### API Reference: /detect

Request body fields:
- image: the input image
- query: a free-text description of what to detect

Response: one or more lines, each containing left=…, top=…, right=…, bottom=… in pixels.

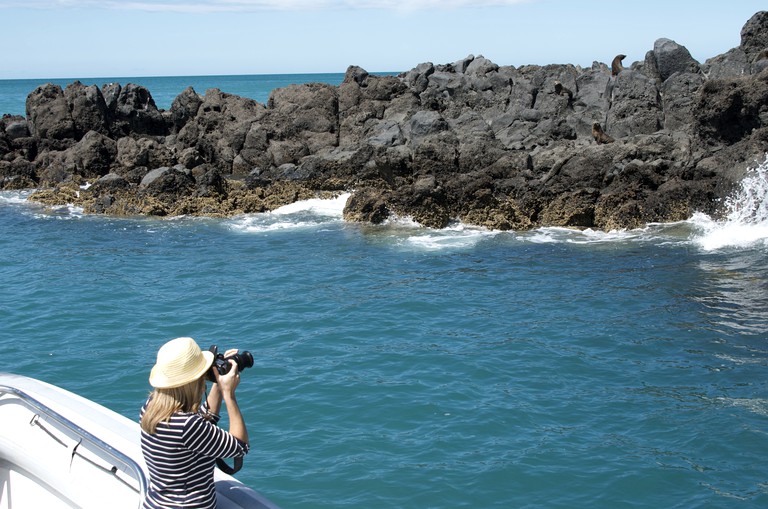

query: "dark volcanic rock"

left=68, top=130, right=118, bottom=179
left=112, top=84, right=167, bottom=136
left=26, top=84, right=76, bottom=140
left=64, top=81, right=111, bottom=138
left=740, top=11, right=768, bottom=58
left=6, top=11, right=768, bottom=231
left=4, top=116, right=30, bottom=141
left=605, top=69, right=662, bottom=138
left=649, top=38, right=701, bottom=82
left=174, top=88, right=266, bottom=175
left=169, top=86, right=203, bottom=133
left=694, top=69, right=768, bottom=145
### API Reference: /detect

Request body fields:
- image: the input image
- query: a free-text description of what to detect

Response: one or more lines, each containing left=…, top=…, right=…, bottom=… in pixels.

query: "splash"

left=0, top=190, right=33, bottom=205
left=227, top=193, right=349, bottom=233
left=0, top=190, right=85, bottom=219
left=691, top=154, right=768, bottom=251
left=723, top=156, right=768, bottom=225
left=271, top=193, right=349, bottom=217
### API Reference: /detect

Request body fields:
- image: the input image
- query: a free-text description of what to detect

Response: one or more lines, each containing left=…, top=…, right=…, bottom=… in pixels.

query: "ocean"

left=1, top=75, right=767, bottom=508
left=0, top=72, right=395, bottom=116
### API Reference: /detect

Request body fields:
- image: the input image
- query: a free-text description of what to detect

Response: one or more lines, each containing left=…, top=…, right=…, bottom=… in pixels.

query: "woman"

left=140, top=337, right=249, bottom=508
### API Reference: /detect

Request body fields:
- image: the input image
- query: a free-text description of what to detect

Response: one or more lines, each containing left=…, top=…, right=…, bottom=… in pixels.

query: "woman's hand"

left=221, top=348, right=239, bottom=359
left=210, top=349, right=238, bottom=385
left=214, top=358, right=241, bottom=396
left=206, top=349, right=241, bottom=415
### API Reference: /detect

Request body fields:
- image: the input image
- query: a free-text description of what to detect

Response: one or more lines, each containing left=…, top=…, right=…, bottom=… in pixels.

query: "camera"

left=208, top=345, right=254, bottom=379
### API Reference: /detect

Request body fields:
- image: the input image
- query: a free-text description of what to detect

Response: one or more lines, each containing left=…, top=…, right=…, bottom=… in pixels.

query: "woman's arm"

left=206, top=381, right=222, bottom=416
left=205, top=348, right=237, bottom=417
left=214, top=358, right=250, bottom=446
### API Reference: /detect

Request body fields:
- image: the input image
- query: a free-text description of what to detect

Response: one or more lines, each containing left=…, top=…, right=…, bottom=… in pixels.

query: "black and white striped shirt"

left=140, top=400, right=249, bottom=508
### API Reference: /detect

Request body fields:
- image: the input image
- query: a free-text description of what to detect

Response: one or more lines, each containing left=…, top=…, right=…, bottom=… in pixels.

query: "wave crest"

left=690, top=154, right=768, bottom=251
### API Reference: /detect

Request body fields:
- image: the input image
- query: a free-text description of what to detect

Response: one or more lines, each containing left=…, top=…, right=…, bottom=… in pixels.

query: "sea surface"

left=0, top=72, right=397, bottom=116
left=1, top=75, right=768, bottom=509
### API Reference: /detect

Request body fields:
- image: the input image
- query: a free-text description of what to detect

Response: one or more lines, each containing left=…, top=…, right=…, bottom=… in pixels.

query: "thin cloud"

left=0, top=0, right=533, bottom=12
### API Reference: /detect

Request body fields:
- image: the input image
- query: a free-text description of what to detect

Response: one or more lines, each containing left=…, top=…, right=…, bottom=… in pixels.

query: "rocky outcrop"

left=3, top=11, right=768, bottom=230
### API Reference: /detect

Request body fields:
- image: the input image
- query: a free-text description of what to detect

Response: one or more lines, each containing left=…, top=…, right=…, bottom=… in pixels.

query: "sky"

left=0, top=0, right=765, bottom=79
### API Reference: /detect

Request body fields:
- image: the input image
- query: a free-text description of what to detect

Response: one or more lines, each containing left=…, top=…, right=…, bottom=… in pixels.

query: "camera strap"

left=216, top=457, right=243, bottom=475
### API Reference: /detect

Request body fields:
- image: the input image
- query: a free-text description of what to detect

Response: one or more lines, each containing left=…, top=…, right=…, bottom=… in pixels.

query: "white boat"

left=0, top=373, right=281, bottom=509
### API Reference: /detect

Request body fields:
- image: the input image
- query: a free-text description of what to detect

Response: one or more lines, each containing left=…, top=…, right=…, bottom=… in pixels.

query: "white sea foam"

left=690, top=155, right=768, bottom=251
left=714, top=397, right=768, bottom=417
left=524, top=226, right=654, bottom=245
left=271, top=193, right=349, bottom=217
left=0, top=190, right=85, bottom=219
left=32, top=203, right=85, bottom=219
left=0, top=190, right=33, bottom=204
left=227, top=193, right=349, bottom=233
left=404, top=222, right=498, bottom=251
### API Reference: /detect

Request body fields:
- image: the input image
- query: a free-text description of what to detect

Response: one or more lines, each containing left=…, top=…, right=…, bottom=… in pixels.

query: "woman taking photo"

left=140, top=337, right=249, bottom=508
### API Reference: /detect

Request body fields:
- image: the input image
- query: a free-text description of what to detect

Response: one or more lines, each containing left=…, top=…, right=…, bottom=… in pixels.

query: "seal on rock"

left=554, top=81, right=573, bottom=100
left=592, top=122, right=615, bottom=144
left=611, top=54, right=626, bottom=76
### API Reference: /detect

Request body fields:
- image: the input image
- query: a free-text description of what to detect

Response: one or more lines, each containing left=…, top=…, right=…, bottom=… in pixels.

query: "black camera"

left=208, top=345, right=254, bottom=379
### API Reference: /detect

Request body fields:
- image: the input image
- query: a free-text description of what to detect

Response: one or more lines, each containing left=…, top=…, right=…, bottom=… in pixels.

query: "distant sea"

left=1, top=74, right=768, bottom=509
left=0, top=72, right=396, bottom=116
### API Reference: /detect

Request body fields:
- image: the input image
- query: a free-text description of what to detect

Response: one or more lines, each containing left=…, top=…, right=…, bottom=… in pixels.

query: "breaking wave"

left=4, top=153, right=768, bottom=252
left=226, top=193, right=350, bottom=233
left=690, top=154, right=768, bottom=251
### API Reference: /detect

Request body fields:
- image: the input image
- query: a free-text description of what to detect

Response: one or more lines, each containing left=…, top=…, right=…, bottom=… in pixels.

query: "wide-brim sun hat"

left=149, top=337, right=214, bottom=389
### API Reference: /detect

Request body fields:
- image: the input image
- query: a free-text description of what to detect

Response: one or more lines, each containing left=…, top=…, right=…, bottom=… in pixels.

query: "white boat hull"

left=0, top=373, right=281, bottom=509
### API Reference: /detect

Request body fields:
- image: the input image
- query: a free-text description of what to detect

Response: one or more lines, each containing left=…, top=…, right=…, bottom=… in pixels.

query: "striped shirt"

left=140, top=399, right=249, bottom=508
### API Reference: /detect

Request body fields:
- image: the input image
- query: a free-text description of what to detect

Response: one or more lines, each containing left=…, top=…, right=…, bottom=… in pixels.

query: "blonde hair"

left=141, top=376, right=206, bottom=434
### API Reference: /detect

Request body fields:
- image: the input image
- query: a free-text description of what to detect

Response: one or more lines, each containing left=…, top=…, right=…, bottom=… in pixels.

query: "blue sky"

left=0, top=0, right=764, bottom=79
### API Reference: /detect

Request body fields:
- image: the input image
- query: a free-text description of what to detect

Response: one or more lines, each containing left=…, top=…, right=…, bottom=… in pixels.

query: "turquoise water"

left=0, top=72, right=398, bottom=116
left=1, top=74, right=768, bottom=507
left=1, top=186, right=767, bottom=508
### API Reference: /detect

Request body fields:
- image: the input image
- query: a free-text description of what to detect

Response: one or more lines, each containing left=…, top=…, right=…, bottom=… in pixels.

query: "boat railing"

left=0, top=384, right=148, bottom=504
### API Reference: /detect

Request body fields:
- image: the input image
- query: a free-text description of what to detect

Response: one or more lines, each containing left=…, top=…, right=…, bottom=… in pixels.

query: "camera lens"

left=235, top=351, right=254, bottom=371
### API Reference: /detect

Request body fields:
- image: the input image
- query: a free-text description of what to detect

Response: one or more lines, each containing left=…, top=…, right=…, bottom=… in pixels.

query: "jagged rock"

left=178, top=147, right=205, bottom=170
left=606, top=69, right=662, bottom=138
left=662, top=72, right=706, bottom=131
left=67, top=130, right=118, bottom=178
left=116, top=136, right=173, bottom=169
left=343, top=187, right=390, bottom=224
left=704, top=48, right=751, bottom=79
left=169, top=86, right=203, bottom=133
left=112, top=84, right=167, bottom=136
left=694, top=68, right=768, bottom=144
left=650, top=38, right=701, bottom=82
left=267, top=83, right=339, bottom=152
left=5, top=11, right=767, bottom=230
left=454, top=55, right=475, bottom=74
left=0, top=157, right=36, bottom=189
left=138, top=166, right=196, bottom=208
left=175, top=88, right=266, bottom=172
left=26, top=84, right=76, bottom=140
left=466, top=55, right=499, bottom=76
left=87, top=172, right=132, bottom=194
left=703, top=11, right=768, bottom=79
left=4, top=117, right=29, bottom=141
left=343, top=65, right=369, bottom=87
left=401, top=62, right=434, bottom=94
left=64, top=81, right=110, bottom=138
left=740, top=11, right=768, bottom=58
left=101, top=83, right=122, bottom=112
left=195, top=167, right=226, bottom=197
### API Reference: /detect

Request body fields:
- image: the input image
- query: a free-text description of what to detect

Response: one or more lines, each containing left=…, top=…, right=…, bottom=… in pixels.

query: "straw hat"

left=149, top=337, right=214, bottom=389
